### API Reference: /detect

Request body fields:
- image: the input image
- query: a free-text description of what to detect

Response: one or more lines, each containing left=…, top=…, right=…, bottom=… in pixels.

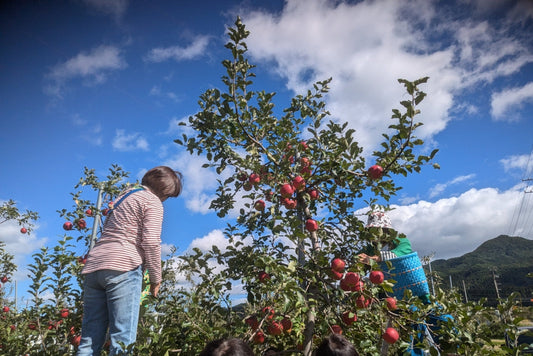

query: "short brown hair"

left=316, top=334, right=359, bottom=356
left=199, top=338, right=254, bottom=356
left=141, top=166, right=183, bottom=199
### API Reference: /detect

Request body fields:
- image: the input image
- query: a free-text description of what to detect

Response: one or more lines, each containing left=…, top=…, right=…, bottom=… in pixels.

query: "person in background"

left=357, top=210, right=413, bottom=264
left=199, top=338, right=255, bottom=356
left=315, top=333, right=359, bottom=356
left=76, top=166, right=183, bottom=356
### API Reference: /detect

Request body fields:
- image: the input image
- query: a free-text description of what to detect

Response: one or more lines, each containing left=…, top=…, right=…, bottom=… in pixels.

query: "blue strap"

left=110, top=187, right=144, bottom=212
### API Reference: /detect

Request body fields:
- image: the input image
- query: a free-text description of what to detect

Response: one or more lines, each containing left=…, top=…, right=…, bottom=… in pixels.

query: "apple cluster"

left=245, top=307, right=293, bottom=344
left=328, top=257, right=399, bottom=341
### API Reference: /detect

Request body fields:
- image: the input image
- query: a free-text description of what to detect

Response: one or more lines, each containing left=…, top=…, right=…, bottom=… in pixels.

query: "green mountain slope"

left=429, top=235, right=533, bottom=306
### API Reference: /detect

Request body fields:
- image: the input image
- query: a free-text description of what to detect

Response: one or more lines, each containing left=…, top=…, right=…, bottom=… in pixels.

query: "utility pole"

left=449, top=275, right=453, bottom=289
left=462, top=280, right=468, bottom=303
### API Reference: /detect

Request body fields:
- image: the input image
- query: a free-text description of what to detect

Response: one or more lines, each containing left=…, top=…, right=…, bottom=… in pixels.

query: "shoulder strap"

left=109, top=186, right=145, bottom=212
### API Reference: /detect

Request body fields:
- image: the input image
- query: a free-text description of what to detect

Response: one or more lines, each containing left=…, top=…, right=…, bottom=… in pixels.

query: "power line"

left=509, top=145, right=533, bottom=237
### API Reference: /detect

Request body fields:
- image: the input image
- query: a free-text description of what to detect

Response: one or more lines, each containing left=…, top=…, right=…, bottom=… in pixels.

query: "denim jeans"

left=76, top=265, right=143, bottom=356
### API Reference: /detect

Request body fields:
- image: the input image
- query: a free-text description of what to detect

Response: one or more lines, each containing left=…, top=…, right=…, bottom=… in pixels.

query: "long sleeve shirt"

left=82, top=186, right=164, bottom=285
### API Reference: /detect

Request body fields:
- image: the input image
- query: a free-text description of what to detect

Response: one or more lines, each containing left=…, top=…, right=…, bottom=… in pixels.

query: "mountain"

left=429, top=235, right=533, bottom=306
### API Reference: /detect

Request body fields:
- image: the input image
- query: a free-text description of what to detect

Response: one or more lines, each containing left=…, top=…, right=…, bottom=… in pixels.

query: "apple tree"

left=172, top=18, right=446, bottom=355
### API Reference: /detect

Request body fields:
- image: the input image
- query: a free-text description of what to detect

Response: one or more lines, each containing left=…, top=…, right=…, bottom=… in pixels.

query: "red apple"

left=343, top=272, right=360, bottom=287
left=28, top=323, right=37, bottom=330
left=280, top=183, right=295, bottom=198
left=369, top=270, right=384, bottom=285
left=368, top=164, right=384, bottom=180
left=353, top=280, right=364, bottom=292
left=60, top=308, right=69, bottom=318
left=331, top=258, right=346, bottom=273
left=71, top=335, right=81, bottom=347
left=305, top=219, right=318, bottom=232
left=1, top=276, right=8, bottom=283
left=292, top=175, right=306, bottom=191
left=253, top=331, right=265, bottom=344
left=102, top=208, right=109, bottom=216
left=300, top=157, right=311, bottom=167
left=299, top=141, right=309, bottom=150
left=254, top=200, right=266, bottom=211
left=243, top=182, right=253, bottom=191
left=2, top=306, right=9, bottom=313
left=20, top=227, right=27, bottom=234
left=283, top=198, right=297, bottom=209
left=48, top=320, right=61, bottom=330
left=339, top=277, right=352, bottom=291
left=10, top=325, right=15, bottom=331
left=341, top=311, right=357, bottom=326
left=385, top=297, right=397, bottom=311
left=262, top=306, right=275, bottom=320
left=245, top=315, right=259, bottom=330
left=63, top=221, right=73, bottom=231
left=281, top=317, right=293, bottom=333
left=382, top=327, right=399, bottom=344
left=330, top=324, right=342, bottom=334
left=249, top=173, right=261, bottom=185
left=267, top=321, right=283, bottom=336
left=330, top=269, right=343, bottom=280
left=265, top=190, right=274, bottom=202
left=308, top=189, right=319, bottom=200
left=258, top=271, right=270, bottom=283
left=237, top=172, right=248, bottom=182
left=300, top=166, right=312, bottom=176
left=76, top=219, right=87, bottom=229
left=356, top=295, right=369, bottom=309
left=85, top=209, right=93, bottom=217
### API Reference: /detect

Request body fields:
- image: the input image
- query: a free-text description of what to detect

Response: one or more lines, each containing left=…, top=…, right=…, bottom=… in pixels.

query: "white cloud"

left=144, top=36, right=210, bottom=63
left=81, top=0, right=129, bottom=19
left=112, top=129, right=149, bottom=151
left=237, top=0, right=532, bottom=152
left=163, top=151, right=220, bottom=214
left=45, top=45, right=126, bottom=98
left=164, top=116, right=189, bottom=136
left=387, top=185, right=530, bottom=260
left=0, top=220, right=47, bottom=283
left=491, top=82, right=533, bottom=121
left=240, top=0, right=460, bottom=152
left=72, top=114, right=103, bottom=146
left=500, top=154, right=531, bottom=173
left=186, top=229, right=229, bottom=253
left=428, top=174, right=476, bottom=198
left=149, top=85, right=182, bottom=103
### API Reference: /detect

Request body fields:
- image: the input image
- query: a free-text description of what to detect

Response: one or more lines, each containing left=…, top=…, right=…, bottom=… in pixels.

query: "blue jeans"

left=76, top=266, right=143, bottom=356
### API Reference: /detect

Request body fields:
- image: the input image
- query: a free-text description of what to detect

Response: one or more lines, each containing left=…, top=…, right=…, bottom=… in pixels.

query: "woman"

left=76, top=166, right=183, bottom=355
left=358, top=210, right=413, bottom=264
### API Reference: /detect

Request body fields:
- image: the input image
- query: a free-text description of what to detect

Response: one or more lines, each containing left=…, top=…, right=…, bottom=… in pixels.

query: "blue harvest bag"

left=380, top=252, right=430, bottom=299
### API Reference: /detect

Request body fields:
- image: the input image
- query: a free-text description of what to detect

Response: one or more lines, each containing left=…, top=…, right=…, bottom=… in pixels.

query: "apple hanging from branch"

left=368, top=164, right=384, bottom=180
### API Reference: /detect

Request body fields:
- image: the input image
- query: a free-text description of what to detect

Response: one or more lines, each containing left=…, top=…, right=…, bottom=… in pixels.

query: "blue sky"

left=1, top=0, right=532, bottom=304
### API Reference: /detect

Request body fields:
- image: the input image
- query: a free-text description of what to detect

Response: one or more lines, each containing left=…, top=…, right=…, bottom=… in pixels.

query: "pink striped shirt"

left=82, top=186, right=164, bottom=285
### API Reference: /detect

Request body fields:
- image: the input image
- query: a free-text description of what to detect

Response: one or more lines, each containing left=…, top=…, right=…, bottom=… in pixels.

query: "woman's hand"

left=150, top=282, right=161, bottom=297
left=358, top=253, right=380, bottom=264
